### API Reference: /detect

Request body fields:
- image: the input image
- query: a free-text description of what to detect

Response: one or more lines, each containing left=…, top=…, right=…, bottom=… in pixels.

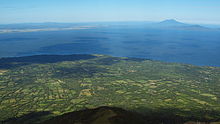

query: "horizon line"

left=0, top=19, right=220, bottom=26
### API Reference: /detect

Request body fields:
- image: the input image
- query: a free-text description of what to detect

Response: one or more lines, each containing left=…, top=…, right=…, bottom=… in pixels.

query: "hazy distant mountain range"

left=0, top=19, right=218, bottom=34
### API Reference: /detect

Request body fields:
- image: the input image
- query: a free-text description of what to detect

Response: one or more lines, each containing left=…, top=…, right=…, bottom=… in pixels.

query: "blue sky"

left=0, top=0, right=220, bottom=24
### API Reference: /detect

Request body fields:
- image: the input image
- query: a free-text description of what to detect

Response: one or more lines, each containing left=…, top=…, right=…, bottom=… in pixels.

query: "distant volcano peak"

left=157, top=19, right=209, bottom=30
left=159, top=19, right=186, bottom=25
left=163, top=19, right=178, bottom=22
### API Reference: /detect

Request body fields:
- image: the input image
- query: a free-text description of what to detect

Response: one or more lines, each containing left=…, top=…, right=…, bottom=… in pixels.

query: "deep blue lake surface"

left=0, top=26, right=220, bottom=66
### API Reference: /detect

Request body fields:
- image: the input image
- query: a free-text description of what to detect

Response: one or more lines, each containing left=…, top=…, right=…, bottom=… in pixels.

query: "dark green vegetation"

left=0, top=54, right=220, bottom=123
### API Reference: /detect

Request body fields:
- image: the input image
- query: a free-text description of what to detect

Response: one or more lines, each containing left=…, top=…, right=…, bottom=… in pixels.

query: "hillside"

left=0, top=54, right=220, bottom=123
left=155, top=19, right=209, bottom=30
left=158, top=19, right=188, bottom=26
left=39, top=106, right=147, bottom=124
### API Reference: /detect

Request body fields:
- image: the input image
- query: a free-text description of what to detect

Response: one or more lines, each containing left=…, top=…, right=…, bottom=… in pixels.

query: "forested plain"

left=0, top=54, right=220, bottom=123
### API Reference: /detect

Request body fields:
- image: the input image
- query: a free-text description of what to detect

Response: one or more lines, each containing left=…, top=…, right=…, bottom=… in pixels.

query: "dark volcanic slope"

left=4, top=106, right=220, bottom=124
left=40, top=106, right=147, bottom=124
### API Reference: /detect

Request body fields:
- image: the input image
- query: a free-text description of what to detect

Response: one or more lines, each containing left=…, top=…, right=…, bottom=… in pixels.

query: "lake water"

left=0, top=26, right=220, bottom=66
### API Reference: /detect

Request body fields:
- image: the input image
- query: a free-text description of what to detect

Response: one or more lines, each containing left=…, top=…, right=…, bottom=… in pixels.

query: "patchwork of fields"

left=0, top=54, right=220, bottom=123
